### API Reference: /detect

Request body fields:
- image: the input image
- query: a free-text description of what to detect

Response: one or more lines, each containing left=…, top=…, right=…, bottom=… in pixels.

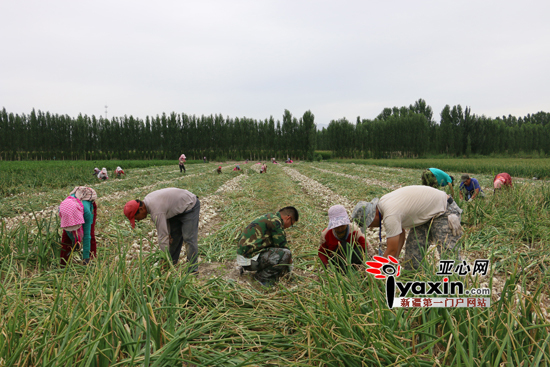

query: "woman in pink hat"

left=58, top=187, right=98, bottom=266
left=319, top=205, right=373, bottom=272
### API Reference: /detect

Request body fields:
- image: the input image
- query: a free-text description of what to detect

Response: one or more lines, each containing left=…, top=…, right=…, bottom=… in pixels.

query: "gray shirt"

left=143, top=188, right=197, bottom=251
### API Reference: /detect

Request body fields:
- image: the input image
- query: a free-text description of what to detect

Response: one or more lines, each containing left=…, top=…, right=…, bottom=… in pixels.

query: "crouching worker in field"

left=459, top=174, right=484, bottom=201
left=318, top=205, right=373, bottom=273
left=59, top=186, right=98, bottom=266
left=98, top=167, right=108, bottom=180
left=115, top=166, right=125, bottom=178
left=421, top=168, right=454, bottom=197
left=237, top=207, right=299, bottom=285
left=494, top=172, right=513, bottom=192
left=352, top=186, right=463, bottom=270
left=123, top=188, right=200, bottom=273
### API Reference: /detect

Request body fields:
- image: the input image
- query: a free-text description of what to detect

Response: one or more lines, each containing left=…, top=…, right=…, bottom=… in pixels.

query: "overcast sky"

left=1, top=1, right=549, bottom=128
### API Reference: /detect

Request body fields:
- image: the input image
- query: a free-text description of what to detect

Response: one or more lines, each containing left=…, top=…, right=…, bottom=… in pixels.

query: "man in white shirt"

left=352, top=186, right=463, bottom=270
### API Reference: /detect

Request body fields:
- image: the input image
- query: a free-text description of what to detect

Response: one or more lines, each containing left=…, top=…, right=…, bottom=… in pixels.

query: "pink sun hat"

left=59, top=196, right=85, bottom=241
left=327, top=205, right=350, bottom=230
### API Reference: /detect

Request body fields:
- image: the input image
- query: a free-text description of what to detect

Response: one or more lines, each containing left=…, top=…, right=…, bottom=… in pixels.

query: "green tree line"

left=2, top=99, right=549, bottom=160
left=317, top=99, right=550, bottom=158
left=0, top=108, right=316, bottom=161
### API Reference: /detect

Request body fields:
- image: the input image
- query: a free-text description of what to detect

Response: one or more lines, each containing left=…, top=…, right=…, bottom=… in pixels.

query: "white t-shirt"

left=378, top=185, right=447, bottom=238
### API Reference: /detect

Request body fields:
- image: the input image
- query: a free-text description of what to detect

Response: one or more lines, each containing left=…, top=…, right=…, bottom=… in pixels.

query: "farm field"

left=1, top=160, right=550, bottom=366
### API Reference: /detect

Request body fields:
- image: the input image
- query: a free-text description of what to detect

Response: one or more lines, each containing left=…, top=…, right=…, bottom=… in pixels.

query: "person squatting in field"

left=260, top=163, right=267, bottom=174
left=179, top=154, right=186, bottom=173
left=237, top=207, right=299, bottom=285
left=58, top=186, right=98, bottom=266
left=318, top=205, right=374, bottom=273
left=124, top=188, right=200, bottom=273
left=494, top=172, right=513, bottom=192
left=98, top=167, right=108, bottom=180
left=93, top=167, right=100, bottom=176
left=421, top=168, right=455, bottom=196
left=352, top=185, right=463, bottom=270
left=217, top=166, right=222, bottom=174
left=459, top=174, right=484, bottom=201
left=115, top=166, right=125, bottom=178
left=233, top=165, right=241, bottom=171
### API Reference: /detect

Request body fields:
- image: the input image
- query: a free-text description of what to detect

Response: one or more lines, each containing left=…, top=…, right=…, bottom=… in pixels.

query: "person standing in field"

left=421, top=168, right=455, bottom=196
left=237, top=206, right=299, bottom=285
left=459, top=174, right=484, bottom=201
left=352, top=186, right=463, bottom=270
left=98, top=167, right=108, bottom=180
left=115, top=166, right=125, bottom=178
left=123, top=188, right=200, bottom=273
left=58, top=186, right=98, bottom=266
left=318, top=205, right=373, bottom=272
left=179, top=154, right=186, bottom=173
left=493, top=172, right=513, bottom=191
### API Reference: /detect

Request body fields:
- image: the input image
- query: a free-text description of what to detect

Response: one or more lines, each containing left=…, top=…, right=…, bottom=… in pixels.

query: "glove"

left=467, top=198, right=473, bottom=202
left=447, top=214, right=463, bottom=237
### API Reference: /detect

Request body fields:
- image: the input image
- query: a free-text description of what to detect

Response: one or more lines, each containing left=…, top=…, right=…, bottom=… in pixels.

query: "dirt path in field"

left=197, top=261, right=319, bottom=290
left=311, top=166, right=402, bottom=190
left=283, top=166, right=384, bottom=251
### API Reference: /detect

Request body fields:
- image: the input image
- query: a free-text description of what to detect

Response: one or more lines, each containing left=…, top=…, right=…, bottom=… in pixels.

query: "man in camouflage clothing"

left=237, top=206, right=299, bottom=285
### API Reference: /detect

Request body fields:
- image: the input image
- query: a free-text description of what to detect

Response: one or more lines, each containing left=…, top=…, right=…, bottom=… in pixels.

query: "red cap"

left=123, top=200, right=140, bottom=228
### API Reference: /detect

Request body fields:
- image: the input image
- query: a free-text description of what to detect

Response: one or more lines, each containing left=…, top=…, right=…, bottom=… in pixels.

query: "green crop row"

left=0, top=160, right=201, bottom=198
left=327, top=158, right=550, bottom=179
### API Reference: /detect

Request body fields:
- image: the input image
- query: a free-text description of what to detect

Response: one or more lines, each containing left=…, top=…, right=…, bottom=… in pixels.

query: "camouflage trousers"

left=244, top=248, right=292, bottom=284
left=402, top=201, right=463, bottom=270
left=421, top=169, right=438, bottom=188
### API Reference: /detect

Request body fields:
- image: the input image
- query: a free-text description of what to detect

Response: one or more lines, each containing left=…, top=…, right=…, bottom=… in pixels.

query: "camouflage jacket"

left=237, top=213, right=288, bottom=258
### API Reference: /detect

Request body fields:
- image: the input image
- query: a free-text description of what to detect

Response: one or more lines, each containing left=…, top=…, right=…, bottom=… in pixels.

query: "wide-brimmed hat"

left=327, top=205, right=350, bottom=230
left=351, top=198, right=379, bottom=231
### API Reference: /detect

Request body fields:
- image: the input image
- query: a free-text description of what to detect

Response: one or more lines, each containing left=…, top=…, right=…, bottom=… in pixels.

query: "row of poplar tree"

left=1, top=100, right=549, bottom=160
left=319, top=99, right=550, bottom=158
left=0, top=108, right=316, bottom=161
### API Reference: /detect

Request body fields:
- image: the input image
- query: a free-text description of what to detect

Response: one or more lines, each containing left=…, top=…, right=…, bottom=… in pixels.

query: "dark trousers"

left=60, top=201, right=97, bottom=266
left=168, top=199, right=200, bottom=271
left=329, top=242, right=364, bottom=273
left=179, top=163, right=186, bottom=173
